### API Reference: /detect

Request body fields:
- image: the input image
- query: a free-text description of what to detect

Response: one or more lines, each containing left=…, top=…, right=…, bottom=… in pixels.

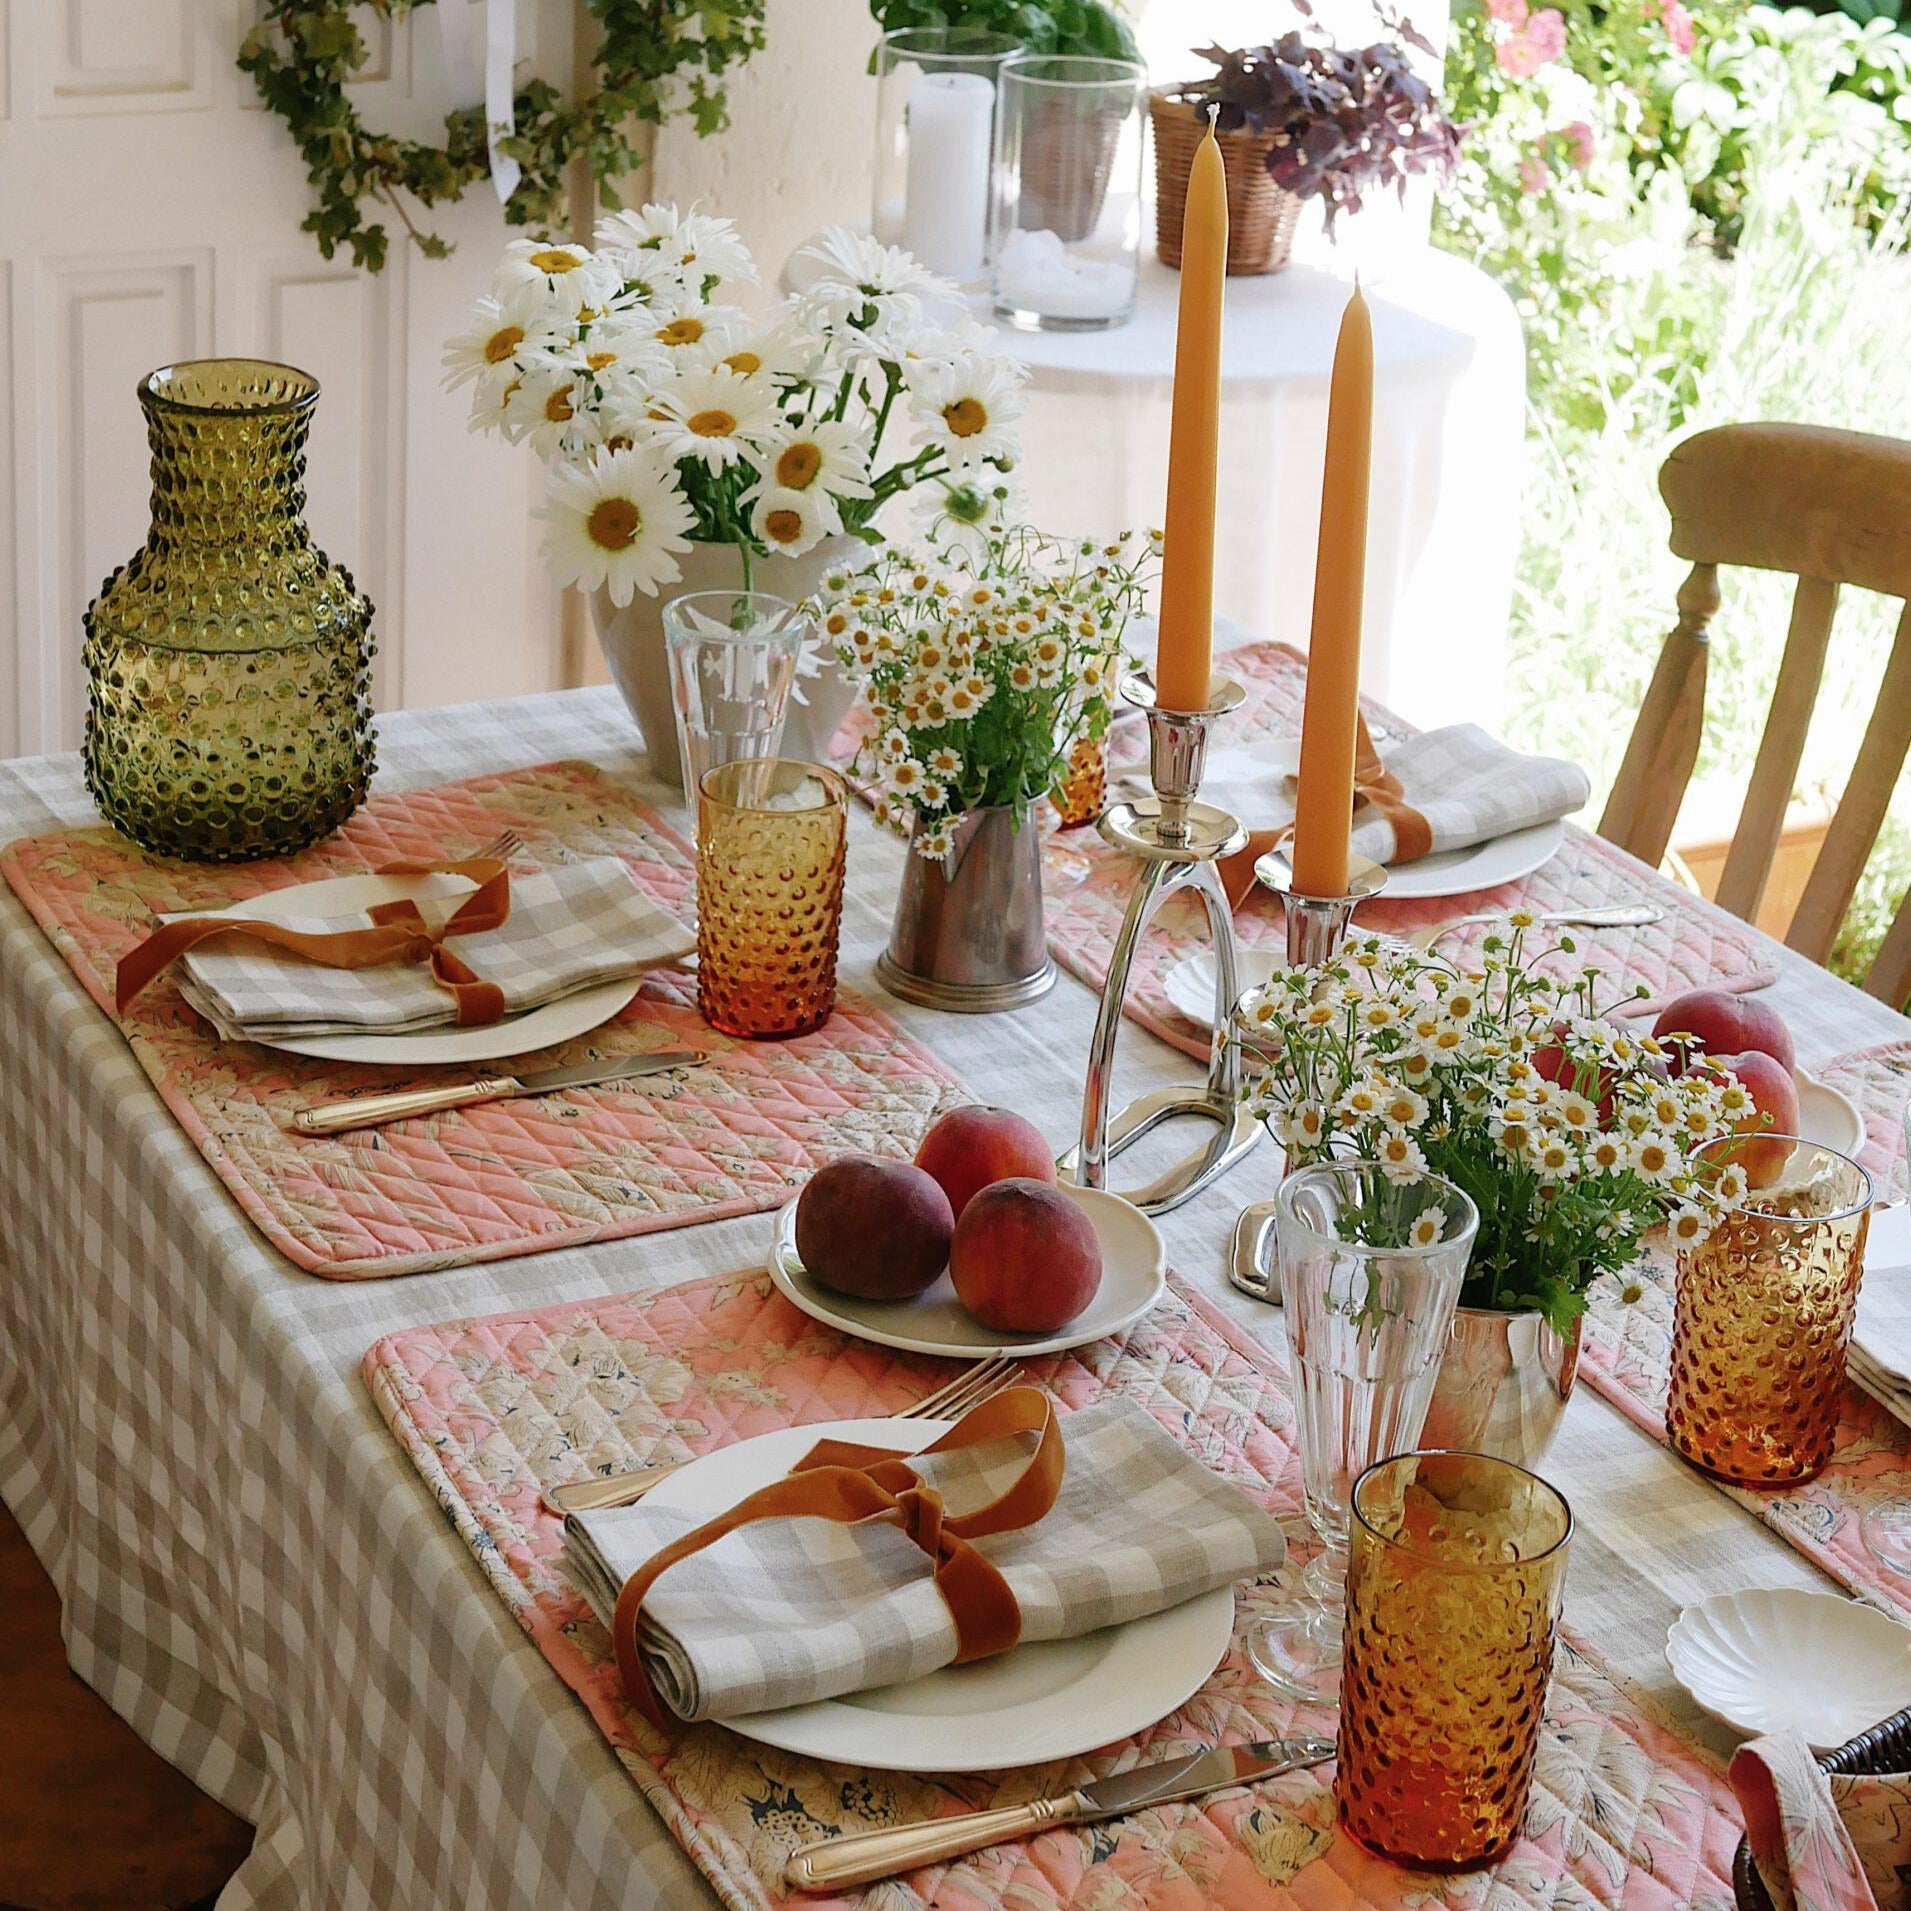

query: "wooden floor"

left=0, top=1499, right=252, bottom=1911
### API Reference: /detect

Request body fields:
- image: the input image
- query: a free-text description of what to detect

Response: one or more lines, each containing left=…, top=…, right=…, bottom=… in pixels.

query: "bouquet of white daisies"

left=1239, top=918, right=1751, bottom=1331
left=817, top=526, right=1156, bottom=855
left=443, top=205, right=1028, bottom=606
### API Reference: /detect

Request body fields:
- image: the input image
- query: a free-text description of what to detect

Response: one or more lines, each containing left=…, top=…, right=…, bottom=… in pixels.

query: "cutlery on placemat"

left=289, top=1048, right=704, bottom=1136
left=1412, top=902, right=1664, bottom=950
left=543, top=1354, right=1022, bottom=1516
left=784, top=1735, right=1336, bottom=1889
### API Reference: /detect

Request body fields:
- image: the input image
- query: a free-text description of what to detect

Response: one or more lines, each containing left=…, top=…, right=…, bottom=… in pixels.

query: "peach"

left=1708, top=1048, right=1800, bottom=1191
left=1653, top=988, right=1795, bottom=1077
left=950, top=1179, right=1102, bottom=1333
left=914, top=1105, right=1057, bottom=1221
left=795, top=1154, right=953, bottom=1301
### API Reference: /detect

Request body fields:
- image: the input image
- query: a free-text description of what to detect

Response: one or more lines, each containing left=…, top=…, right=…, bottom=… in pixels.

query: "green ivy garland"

left=240, top=0, right=768, bottom=272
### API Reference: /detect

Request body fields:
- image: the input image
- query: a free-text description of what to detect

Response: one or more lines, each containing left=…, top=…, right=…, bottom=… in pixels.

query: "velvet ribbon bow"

left=611, top=1385, right=1064, bottom=1731
left=1218, top=711, right=1434, bottom=909
left=114, top=854, right=513, bottom=1026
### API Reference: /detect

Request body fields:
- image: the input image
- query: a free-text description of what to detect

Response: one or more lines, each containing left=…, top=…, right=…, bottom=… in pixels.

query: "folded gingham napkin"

left=174, top=857, right=693, bottom=1038
left=1848, top=1206, right=1911, bottom=1426
left=1125, top=725, right=1589, bottom=867
left=563, top=1398, right=1286, bottom=1722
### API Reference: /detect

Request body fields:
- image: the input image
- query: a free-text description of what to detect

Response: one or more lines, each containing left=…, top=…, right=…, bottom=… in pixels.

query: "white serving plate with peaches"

left=769, top=1183, right=1167, bottom=1359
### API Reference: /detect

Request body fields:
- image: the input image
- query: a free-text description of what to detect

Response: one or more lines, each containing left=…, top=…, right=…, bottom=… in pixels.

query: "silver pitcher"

left=1420, top=1306, right=1582, bottom=1472
left=876, top=805, right=1056, bottom=1013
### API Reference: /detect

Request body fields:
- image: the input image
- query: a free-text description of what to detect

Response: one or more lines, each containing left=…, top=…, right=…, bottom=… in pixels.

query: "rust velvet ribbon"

left=611, top=1385, right=1065, bottom=1731
left=1218, top=710, right=1433, bottom=909
left=114, top=855, right=514, bottom=1026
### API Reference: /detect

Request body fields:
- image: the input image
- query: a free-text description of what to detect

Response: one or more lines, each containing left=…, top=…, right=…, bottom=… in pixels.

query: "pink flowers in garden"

left=1492, top=2, right=1567, bottom=78
left=1654, top=0, right=1699, bottom=55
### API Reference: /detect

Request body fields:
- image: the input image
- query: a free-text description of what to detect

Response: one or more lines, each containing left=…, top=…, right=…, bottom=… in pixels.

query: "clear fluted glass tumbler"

left=1250, top=1161, right=1477, bottom=1705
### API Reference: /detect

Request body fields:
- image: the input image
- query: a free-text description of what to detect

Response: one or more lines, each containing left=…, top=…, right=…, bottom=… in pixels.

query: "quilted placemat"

left=1581, top=1249, right=1911, bottom=1620
left=1043, top=641, right=1779, bottom=1064
left=366, top=1266, right=1744, bottom=1911
left=0, top=762, right=963, bottom=1280
left=1817, top=1039, right=1911, bottom=1193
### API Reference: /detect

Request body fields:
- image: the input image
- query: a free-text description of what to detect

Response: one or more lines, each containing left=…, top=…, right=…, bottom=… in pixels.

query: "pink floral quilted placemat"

left=1043, top=641, right=1779, bottom=1063
left=0, top=762, right=964, bottom=1281
left=1818, top=1039, right=1911, bottom=1193
left=367, top=1266, right=1744, bottom=1911
left=1581, top=1248, right=1911, bottom=1619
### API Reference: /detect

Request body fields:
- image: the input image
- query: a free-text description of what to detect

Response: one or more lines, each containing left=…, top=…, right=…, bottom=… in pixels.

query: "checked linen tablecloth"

left=4, top=682, right=1910, bottom=1911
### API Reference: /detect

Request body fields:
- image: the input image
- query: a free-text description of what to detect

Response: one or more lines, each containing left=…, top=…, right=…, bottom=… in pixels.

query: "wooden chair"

left=1600, top=421, right=1911, bottom=1007
left=0, top=1501, right=251, bottom=1911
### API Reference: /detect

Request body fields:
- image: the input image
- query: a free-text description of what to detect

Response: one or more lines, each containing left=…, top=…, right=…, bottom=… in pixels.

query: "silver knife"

left=783, top=1735, right=1335, bottom=1891
left=289, top=1048, right=704, bottom=1136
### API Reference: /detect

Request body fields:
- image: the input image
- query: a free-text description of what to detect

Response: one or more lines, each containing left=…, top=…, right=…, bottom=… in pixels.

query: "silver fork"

left=542, top=1353, right=1024, bottom=1516
left=473, top=827, right=523, bottom=863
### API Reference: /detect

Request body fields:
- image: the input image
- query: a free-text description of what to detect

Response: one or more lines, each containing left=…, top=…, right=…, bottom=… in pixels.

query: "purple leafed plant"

left=1173, top=0, right=1461, bottom=228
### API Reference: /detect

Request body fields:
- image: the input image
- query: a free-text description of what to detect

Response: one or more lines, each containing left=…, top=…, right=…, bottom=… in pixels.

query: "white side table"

left=785, top=239, right=1526, bottom=730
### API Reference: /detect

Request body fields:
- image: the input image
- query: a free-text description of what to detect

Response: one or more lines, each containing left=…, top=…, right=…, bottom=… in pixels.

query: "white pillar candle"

left=901, top=71, right=994, bottom=282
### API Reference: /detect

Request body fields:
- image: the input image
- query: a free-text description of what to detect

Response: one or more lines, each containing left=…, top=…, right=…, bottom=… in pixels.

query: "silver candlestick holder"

left=1058, top=671, right=1263, bottom=1215
left=1227, top=843, right=1388, bottom=1302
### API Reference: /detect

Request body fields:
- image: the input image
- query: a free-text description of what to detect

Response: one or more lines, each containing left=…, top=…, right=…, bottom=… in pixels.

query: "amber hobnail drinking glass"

left=696, top=760, right=847, bottom=1039
left=83, top=360, right=376, bottom=862
left=1338, top=1450, right=1573, bottom=1871
left=1666, top=1137, right=1872, bottom=1486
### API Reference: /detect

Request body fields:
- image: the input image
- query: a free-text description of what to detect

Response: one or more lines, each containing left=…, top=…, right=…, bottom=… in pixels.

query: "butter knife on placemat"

left=289, top=1048, right=704, bottom=1136
left=784, top=1735, right=1335, bottom=1890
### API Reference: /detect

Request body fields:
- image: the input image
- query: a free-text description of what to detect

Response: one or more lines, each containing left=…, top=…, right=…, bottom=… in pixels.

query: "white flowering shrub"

left=812, top=527, right=1157, bottom=855
left=1240, top=914, right=1754, bottom=1328
left=444, top=209, right=1026, bottom=606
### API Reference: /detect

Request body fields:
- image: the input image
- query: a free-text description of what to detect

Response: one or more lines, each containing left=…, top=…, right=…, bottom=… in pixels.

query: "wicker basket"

left=1150, top=89, right=1303, bottom=275
left=1734, top=1704, right=1911, bottom=1910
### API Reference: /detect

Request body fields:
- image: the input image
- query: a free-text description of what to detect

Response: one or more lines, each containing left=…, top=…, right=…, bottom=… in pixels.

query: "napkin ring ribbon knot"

left=113, top=855, right=513, bottom=1026
left=611, top=1386, right=1064, bottom=1731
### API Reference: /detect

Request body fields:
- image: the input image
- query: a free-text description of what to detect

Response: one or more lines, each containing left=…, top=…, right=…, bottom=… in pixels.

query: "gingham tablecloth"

left=2, top=685, right=1907, bottom=1911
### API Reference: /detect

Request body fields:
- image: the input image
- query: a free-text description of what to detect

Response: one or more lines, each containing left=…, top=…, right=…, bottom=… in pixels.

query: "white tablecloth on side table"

left=2, top=686, right=1905, bottom=1911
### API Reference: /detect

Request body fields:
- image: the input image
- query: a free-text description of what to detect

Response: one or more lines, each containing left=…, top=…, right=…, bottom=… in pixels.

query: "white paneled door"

left=0, top=0, right=567, bottom=760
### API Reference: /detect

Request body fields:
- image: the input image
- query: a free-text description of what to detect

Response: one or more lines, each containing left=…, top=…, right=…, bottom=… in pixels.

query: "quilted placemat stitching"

left=1817, top=1038, right=1911, bottom=1193
left=1, top=763, right=964, bottom=1281
left=366, top=1267, right=1744, bottom=1911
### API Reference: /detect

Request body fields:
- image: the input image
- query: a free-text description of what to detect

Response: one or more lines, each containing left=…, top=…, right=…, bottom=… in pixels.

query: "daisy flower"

left=501, top=364, right=605, bottom=460
left=645, top=366, right=780, bottom=469
left=639, top=299, right=751, bottom=359
left=750, top=486, right=834, bottom=557
left=927, top=747, right=962, bottom=778
left=907, top=355, right=1025, bottom=468
left=441, top=296, right=565, bottom=393
left=594, top=203, right=755, bottom=288
left=1408, top=1207, right=1446, bottom=1248
left=1273, top=1102, right=1329, bottom=1152
left=749, top=420, right=873, bottom=509
left=493, top=239, right=624, bottom=320
left=1630, top=1133, right=1677, bottom=1185
left=1668, top=1203, right=1714, bottom=1248
left=916, top=820, right=957, bottom=859
left=715, top=322, right=820, bottom=384
left=535, top=446, right=694, bottom=608
left=1376, top=1131, right=1429, bottom=1182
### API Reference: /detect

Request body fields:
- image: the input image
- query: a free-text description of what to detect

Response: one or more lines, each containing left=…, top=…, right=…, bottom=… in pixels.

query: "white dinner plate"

left=769, top=1183, right=1166, bottom=1360
left=184, top=870, right=644, bottom=1065
left=646, top=1416, right=1235, bottom=1771
left=1249, top=738, right=1566, bottom=901
left=1668, top=1587, right=1911, bottom=1749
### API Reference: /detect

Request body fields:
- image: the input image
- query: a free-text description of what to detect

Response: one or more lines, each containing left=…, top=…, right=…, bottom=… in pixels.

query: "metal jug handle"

left=1229, top=1199, right=1282, bottom=1303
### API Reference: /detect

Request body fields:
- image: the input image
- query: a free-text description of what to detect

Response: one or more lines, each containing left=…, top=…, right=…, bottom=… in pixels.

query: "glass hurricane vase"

left=82, top=360, right=376, bottom=862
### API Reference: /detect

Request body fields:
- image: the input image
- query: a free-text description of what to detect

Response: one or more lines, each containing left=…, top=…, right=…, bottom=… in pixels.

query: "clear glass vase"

left=82, top=359, right=376, bottom=863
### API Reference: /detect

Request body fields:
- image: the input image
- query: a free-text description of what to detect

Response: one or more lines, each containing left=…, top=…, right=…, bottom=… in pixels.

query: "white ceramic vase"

left=589, top=533, right=864, bottom=792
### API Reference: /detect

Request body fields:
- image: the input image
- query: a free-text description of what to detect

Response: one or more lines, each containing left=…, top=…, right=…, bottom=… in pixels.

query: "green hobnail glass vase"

left=82, top=358, right=377, bottom=862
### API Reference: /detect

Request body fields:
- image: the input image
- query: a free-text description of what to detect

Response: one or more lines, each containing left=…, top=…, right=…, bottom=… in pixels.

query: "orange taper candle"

left=1290, top=284, right=1374, bottom=898
left=1153, top=114, right=1228, bottom=713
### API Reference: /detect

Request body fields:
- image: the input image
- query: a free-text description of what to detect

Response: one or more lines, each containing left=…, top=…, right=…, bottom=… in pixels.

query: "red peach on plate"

left=914, top=1105, right=1057, bottom=1221
left=1704, top=1048, right=1800, bottom=1191
left=1652, top=988, right=1796, bottom=1077
left=950, top=1179, right=1103, bottom=1334
left=795, top=1154, right=954, bottom=1301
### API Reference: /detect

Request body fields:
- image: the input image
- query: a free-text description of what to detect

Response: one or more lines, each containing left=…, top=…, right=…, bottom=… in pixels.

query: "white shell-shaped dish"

left=1667, top=1587, right=1911, bottom=1748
